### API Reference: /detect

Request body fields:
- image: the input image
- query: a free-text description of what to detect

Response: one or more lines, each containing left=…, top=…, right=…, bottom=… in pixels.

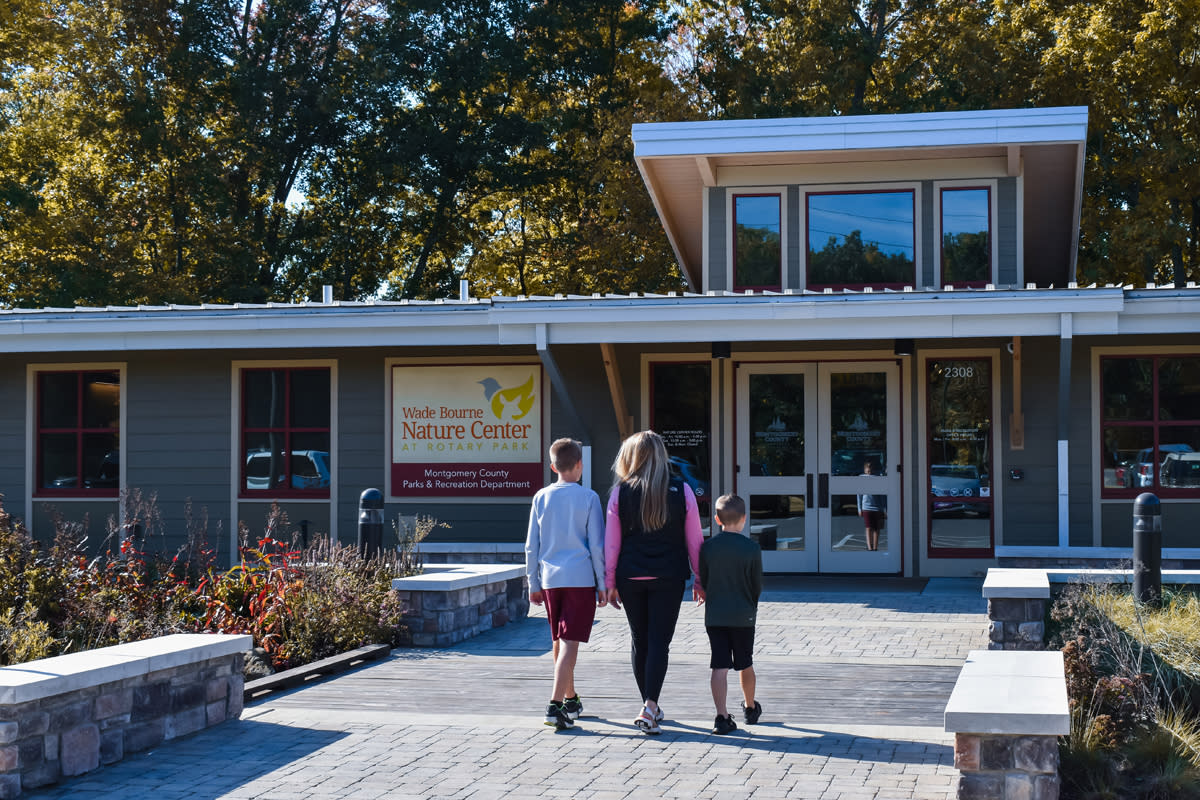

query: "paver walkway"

left=33, top=576, right=986, bottom=800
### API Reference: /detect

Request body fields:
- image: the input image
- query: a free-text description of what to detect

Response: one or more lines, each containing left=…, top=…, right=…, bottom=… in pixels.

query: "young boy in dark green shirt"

left=698, top=494, right=763, bottom=735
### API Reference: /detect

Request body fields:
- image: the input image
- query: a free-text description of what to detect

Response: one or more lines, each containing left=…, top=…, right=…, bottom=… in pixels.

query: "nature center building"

left=4, top=105, right=1199, bottom=577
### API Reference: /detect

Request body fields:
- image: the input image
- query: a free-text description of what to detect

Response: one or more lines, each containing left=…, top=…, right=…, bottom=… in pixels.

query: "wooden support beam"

left=1010, top=336, right=1024, bottom=450
left=695, top=156, right=717, bottom=187
left=1007, top=145, right=1021, bottom=177
left=601, top=343, right=634, bottom=441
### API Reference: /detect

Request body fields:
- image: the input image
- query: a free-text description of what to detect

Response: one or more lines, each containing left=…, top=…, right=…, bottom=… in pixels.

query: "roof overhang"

left=1, top=284, right=1196, bottom=353
left=632, top=106, right=1089, bottom=289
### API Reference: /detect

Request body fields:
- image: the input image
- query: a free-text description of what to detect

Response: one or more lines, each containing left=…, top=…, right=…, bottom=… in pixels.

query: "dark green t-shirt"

left=699, top=530, right=763, bottom=628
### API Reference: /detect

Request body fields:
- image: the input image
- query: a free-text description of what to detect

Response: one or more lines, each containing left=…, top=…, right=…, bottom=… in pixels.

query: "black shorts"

left=706, top=625, right=755, bottom=671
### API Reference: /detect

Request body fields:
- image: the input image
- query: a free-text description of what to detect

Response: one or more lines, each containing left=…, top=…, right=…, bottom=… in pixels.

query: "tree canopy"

left=0, top=0, right=1197, bottom=307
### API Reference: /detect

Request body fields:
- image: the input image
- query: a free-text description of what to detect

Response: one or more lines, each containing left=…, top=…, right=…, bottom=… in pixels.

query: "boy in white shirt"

left=525, top=438, right=606, bottom=730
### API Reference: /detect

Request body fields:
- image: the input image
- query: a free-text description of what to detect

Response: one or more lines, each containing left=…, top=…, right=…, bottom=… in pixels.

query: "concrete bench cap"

left=392, top=563, right=525, bottom=592
left=944, top=649, right=1070, bottom=736
left=982, top=568, right=1050, bottom=599
left=0, top=633, right=253, bottom=706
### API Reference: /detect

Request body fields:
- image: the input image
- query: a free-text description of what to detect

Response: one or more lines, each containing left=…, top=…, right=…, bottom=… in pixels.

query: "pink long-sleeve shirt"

left=604, top=482, right=704, bottom=589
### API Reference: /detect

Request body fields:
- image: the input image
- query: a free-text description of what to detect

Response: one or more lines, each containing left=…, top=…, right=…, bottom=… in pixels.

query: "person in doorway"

left=525, top=437, right=606, bottom=731
left=857, top=459, right=887, bottom=551
left=604, top=430, right=705, bottom=735
left=699, top=494, right=763, bottom=735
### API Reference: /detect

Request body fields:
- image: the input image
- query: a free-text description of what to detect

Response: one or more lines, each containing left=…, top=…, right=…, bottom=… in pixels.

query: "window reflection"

left=734, top=195, right=781, bottom=290
left=941, top=187, right=990, bottom=285
left=652, top=362, right=713, bottom=519
left=749, top=373, right=805, bottom=476
left=1101, top=355, right=1200, bottom=496
left=807, top=190, right=915, bottom=287
left=747, top=494, right=805, bottom=551
left=927, top=359, right=993, bottom=555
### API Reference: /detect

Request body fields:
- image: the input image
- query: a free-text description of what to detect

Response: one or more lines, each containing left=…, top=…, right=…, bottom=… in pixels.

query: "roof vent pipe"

left=459, top=280, right=469, bottom=301
left=321, top=285, right=333, bottom=303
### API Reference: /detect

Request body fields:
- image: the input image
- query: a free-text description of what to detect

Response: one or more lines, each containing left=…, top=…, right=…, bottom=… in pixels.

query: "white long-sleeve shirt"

left=525, top=480, right=605, bottom=593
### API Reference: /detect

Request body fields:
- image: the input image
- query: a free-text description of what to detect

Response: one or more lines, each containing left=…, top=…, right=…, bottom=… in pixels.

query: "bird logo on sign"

left=478, top=375, right=536, bottom=421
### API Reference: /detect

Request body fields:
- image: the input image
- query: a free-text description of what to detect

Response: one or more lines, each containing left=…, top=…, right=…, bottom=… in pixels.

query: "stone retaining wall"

left=954, top=733, right=1060, bottom=800
left=0, top=652, right=244, bottom=798
left=392, top=568, right=529, bottom=647
left=987, top=598, right=1047, bottom=651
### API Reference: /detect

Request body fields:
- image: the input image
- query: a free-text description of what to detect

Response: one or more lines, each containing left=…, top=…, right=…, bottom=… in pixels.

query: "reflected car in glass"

left=1160, top=452, right=1200, bottom=489
left=246, top=450, right=331, bottom=491
left=669, top=456, right=710, bottom=500
left=930, top=464, right=985, bottom=516
left=1122, top=444, right=1194, bottom=488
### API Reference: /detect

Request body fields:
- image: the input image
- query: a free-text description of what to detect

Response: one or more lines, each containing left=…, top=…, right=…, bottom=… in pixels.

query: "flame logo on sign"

left=478, top=375, right=535, bottom=421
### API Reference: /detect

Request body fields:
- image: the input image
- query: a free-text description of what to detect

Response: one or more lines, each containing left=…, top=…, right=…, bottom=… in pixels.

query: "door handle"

left=806, top=474, right=814, bottom=509
left=818, top=473, right=829, bottom=509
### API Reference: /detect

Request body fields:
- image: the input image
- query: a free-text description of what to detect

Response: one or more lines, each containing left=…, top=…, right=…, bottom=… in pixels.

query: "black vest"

left=615, top=477, right=689, bottom=580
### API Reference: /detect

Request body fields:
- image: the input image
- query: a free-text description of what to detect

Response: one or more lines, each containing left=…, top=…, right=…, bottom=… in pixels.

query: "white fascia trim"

left=0, top=290, right=1136, bottom=352
left=632, top=107, right=1088, bottom=159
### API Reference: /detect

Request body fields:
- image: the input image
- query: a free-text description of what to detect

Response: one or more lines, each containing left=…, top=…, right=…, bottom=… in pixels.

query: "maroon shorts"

left=861, top=510, right=884, bottom=529
left=543, top=587, right=597, bottom=642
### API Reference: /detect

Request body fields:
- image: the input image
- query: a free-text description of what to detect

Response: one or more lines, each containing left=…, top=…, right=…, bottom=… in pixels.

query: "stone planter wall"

left=415, top=543, right=526, bottom=566
left=393, top=565, right=529, bottom=647
left=954, top=733, right=1060, bottom=800
left=987, top=598, right=1047, bottom=651
left=0, top=634, right=251, bottom=798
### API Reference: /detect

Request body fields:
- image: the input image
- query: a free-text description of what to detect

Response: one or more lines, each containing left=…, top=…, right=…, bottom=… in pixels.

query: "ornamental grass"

left=1051, top=581, right=1200, bottom=799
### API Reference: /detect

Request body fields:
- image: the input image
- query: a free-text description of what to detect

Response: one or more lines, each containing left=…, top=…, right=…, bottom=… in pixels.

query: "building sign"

left=391, top=365, right=544, bottom=497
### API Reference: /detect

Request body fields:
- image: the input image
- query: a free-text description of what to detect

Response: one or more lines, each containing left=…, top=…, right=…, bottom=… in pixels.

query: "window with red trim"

left=241, top=368, right=331, bottom=497
left=1101, top=355, right=1200, bottom=497
left=940, top=187, right=991, bottom=287
left=36, top=370, right=120, bottom=496
left=807, top=189, right=916, bottom=290
left=927, top=358, right=993, bottom=558
left=733, top=194, right=782, bottom=291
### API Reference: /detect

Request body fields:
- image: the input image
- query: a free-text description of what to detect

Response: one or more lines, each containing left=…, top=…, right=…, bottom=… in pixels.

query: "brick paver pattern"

left=33, top=577, right=987, bottom=800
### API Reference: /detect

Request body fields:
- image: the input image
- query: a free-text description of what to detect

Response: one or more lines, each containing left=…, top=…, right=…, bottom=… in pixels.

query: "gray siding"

left=997, top=337, right=1061, bottom=546
left=0, top=356, right=26, bottom=523
left=127, top=352, right=232, bottom=560
left=921, top=181, right=935, bottom=287
left=997, top=178, right=1018, bottom=285
left=708, top=187, right=727, bottom=291
left=787, top=185, right=801, bottom=288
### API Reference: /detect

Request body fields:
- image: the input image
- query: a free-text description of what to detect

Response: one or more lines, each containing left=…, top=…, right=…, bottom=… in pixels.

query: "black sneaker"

left=563, top=695, right=583, bottom=720
left=742, top=700, right=762, bottom=724
left=713, top=714, right=738, bottom=735
left=544, top=702, right=573, bottom=730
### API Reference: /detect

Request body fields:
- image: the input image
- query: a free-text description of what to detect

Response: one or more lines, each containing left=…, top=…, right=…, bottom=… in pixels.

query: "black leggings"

left=616, top=577, right=685, bottom=704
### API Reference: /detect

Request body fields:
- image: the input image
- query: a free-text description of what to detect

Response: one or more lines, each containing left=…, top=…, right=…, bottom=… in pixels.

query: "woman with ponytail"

left=604, top=430, right=705, bottom=734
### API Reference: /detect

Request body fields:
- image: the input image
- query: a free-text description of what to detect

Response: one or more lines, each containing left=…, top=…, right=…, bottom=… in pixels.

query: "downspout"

left=1057, top=313, right=1072, bottom=547
left=536, top=323, right=593, bottom=486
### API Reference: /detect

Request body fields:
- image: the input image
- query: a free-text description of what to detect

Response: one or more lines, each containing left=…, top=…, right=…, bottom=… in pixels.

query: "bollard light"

left=1133, top=492, right=1162, bottom=608
left=359, top=488, right=384, bottom=558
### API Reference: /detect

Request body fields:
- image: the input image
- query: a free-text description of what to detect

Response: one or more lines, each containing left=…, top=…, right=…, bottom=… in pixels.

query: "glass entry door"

left=736, top=362, right=901, bottom=573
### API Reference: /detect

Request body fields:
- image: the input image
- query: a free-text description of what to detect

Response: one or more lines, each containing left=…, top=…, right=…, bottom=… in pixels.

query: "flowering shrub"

left=0, top=496, right=422, bottom=671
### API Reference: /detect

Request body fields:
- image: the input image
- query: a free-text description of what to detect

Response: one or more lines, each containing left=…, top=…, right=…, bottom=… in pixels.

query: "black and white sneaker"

left=742, top=700, right=762, bottom=724
left=563, top=695, right=583, bottom=720
left=544, top=702, right=574, bottom=730
left=713, top=714, right=738, bottom=735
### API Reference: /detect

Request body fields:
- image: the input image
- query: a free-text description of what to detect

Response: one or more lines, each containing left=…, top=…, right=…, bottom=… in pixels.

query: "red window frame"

left=732, top=193, right=783, bottom=292
left=939, top=186, right=992, bottom=288
left=805, top=188, right=917, bottom=291
left=1100, top=354, right=1200, bottom=499
left=34, top=369, right=120, bottom=498
left=926, top=357, right=994, bottom=559
left=240, top=367, right=331, bottom=498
